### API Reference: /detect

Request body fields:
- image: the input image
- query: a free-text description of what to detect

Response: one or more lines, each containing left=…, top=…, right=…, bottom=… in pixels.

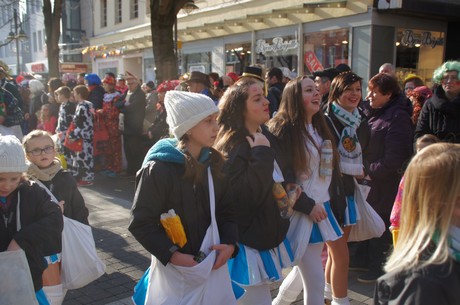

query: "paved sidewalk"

left=62, top=173, right=375, bottom=304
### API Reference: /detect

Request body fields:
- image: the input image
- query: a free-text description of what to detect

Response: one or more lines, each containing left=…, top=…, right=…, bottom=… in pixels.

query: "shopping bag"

left=60, top=217, right=105, bottom=290
left=0, top=250, right=39, bottom=305
left=93, top=113, right=110, bottom=156
left=348, top=178, right=386, bottom=242
left=64, top=122, right=83, bottom=152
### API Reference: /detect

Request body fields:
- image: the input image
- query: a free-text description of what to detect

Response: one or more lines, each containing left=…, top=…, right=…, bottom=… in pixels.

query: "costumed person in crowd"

left=28, top=79, right=47, bottom=132
left=353, top=73, right=413, bottom=283
left=215, top=78, right=292, bottom=305
left=375, top=143, right=460, bottom=305
left=269, top=76, right=345, bottom=305
left=185, top=71, right=218, bottom=103
left=129, top=91, right=238, bottom=305
left=272, top=72, right=371, bottom=305
left=313, top=68, right=340, bottom=112
left=37, top=104, right=57, bottom=135
left=146, top=80, right=174, bottom=146
left=98, top=75, right=123, bottom=177
left=415, top=60, right=460, bottom=143
left=402, top=74, right=424, bottom=98
left=54, top=86, right=76, bottom=172
left=116, top=74, right=129, bottom=94
left=115, top=72, right=146, bottom=177
left=0, top=80, right=24, bottom=140
left=143, top=80, right=159, bottom=126
left=389, top=133, right=439, bottom=245
left=23, top=130, right=89, bottom=304
left=46, top=78, right=64, bottom=118
left=84, top=73, right=105, bottom=110
left=265, top=67, right=285, bottom=117
left=68, top=85, right=94, bottom=186
left=408, top=86, right=432, bottom=126
left=0, top=135, right=63, bottom=305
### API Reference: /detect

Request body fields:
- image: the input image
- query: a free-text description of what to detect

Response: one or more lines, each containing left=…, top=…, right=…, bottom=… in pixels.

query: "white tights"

left=238, top=283, right=272, bottom=305
left=272, top=243, right=324, bottom=305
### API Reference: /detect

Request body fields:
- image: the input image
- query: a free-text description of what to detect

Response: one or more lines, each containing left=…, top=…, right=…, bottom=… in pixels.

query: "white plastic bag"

left=60, top=217, right=105, bottom=290
left=0, top=250, right=38, bottom=305
left=348, top=178, right=386, bottom=242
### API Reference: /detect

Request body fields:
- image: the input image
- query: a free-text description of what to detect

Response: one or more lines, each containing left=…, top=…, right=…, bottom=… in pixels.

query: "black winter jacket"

left=116, top=85, right=146, bottom=135
left=374, top=253, right=460, bottom=305
left=224, top=131, right=290, bottom=250
left=415, top=86, right=460, bottom=143
left=129, top=151, right=238, bottom=266
left=38, top=170, right=89, bottom=224
left=0, top=181, right=63, bottom=291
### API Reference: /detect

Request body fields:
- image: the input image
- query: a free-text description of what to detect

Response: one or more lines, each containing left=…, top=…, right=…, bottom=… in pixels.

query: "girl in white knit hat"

left=129, top=91, right=238, bottom=305
left=0, top=135, right=63, bottom=305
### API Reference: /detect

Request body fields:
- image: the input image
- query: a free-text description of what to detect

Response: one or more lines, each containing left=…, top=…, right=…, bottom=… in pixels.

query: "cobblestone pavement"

left=62, top=173, right=375, bottom=305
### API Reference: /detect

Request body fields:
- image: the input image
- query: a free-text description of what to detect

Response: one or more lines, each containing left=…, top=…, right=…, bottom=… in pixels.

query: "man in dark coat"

left=265, top=67, right=285, bottom=117
left=116, top=72, right=146, bottom=176
left=313, top=68, right=339, bottom=112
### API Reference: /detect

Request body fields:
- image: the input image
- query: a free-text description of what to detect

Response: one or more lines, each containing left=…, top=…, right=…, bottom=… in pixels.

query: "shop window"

left=255, top=36, right=299, bottom=73
left=225, top=43, right=252, bottom=75
left=183, top=52, right=212, bottom=74
left=304, top=29, right=349, bottom=74
left=395, top=29, right=445, bottom=88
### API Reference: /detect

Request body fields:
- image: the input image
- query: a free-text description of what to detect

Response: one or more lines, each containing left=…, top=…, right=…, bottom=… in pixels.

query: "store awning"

left=81, top=35, right=152, bottom=58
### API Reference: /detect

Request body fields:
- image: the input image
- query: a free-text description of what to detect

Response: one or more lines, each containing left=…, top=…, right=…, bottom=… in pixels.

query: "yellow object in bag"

left=58, top=153, right=67, bottom=170
left=160, top=209, right=187, bottom=248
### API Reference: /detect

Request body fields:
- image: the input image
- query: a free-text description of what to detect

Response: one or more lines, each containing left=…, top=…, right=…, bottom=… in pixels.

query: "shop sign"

left=60, top=63, right=88, bottom=73
left=304, top=51, right=324, bottom=73
left=401, top=30, right=444, bottom=48
left=31, top=63, right=46, bottom=73
left=255, top=37, right=298, bottom=55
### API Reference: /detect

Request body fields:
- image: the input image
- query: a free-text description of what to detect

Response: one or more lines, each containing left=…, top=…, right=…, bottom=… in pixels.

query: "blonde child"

left=389, top=134, right=439, bottom=244
left=0, top=135, right=63, bottom=305
left=23, top=130, right=89, bottom=304
left=375, top=143, right=460, bottom=304
left=37, top=104, right=57, bottom=134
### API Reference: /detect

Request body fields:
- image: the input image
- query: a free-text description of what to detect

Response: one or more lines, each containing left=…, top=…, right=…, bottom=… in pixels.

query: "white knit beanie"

left=0, top=135, right=29, bottom=173
left=164, top=91, right=219, bottom=139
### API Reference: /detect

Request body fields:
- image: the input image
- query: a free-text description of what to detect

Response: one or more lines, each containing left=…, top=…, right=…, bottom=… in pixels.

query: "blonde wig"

left=385, top=143, right=460, bottom=273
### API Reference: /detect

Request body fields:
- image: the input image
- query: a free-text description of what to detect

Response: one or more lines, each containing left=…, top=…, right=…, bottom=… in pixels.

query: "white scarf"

left=331, top=102, right=363, bottom=176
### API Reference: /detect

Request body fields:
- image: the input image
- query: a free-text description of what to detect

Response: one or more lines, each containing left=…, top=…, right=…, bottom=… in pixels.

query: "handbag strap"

left=16, top=192, right=21, bottom=231
left=207, top=167, right=218, bottom=244
left=31, top=178, right=59, bottom=204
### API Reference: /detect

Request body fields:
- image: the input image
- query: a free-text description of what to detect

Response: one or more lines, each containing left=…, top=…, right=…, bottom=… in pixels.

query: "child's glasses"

left=27, top=146, right=55, bottom=156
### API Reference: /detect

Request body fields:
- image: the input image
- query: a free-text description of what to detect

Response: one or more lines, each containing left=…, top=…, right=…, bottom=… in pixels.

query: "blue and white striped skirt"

left=344, top=195, right=359, bottom=226
left=228, top=238, right=294, bottom=288
left=309, top=201, right=344, bottom=244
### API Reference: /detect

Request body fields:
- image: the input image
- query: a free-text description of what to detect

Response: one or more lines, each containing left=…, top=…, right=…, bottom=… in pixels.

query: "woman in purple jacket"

left=355, top=73, right=413, bottom=283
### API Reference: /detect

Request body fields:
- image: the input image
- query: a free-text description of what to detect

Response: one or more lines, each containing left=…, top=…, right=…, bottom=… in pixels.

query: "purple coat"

left=364, top=95, right=413, bottom=218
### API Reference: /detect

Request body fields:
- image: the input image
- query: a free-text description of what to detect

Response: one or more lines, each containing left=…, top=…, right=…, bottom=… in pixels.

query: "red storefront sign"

left=60, top=63, right=88, bottom=73
left=304, top=51, right=324, bottom=73
left=31, top=63, right=46, bottom=73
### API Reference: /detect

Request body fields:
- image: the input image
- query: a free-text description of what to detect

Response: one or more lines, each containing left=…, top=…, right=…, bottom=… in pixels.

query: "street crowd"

left=0, top=58, right=459, bottom=305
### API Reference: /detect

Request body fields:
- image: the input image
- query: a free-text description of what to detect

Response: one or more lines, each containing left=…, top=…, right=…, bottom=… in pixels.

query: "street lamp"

left=1, top=9, right=27, bottom=75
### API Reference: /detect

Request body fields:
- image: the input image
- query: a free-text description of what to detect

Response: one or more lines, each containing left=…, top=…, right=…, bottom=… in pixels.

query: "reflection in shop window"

left=225, top=43, right=252, bottom=75
left=395, top=29, right=445, bottom=89
left=304, top=29, right=349, bottom=75
left=183, top=52, right=211, bottom=74
left=255, top=36, right=298, bottom=74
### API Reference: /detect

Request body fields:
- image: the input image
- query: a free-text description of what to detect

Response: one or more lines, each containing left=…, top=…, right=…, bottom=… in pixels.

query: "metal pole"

left=13, top=8, right=20, bottom=75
